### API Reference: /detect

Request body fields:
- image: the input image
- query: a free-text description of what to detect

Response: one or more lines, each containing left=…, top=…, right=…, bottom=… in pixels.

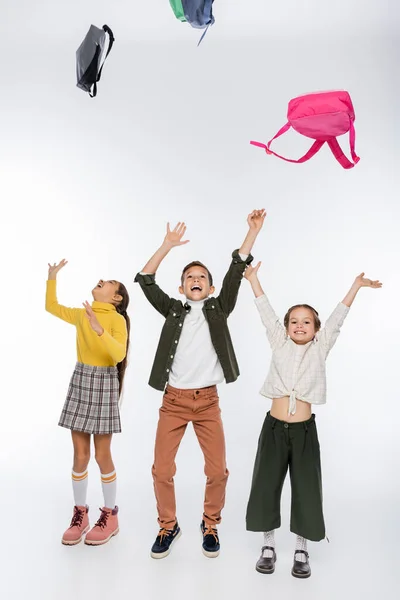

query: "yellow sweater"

left=45, top=279, right=127, bottom=367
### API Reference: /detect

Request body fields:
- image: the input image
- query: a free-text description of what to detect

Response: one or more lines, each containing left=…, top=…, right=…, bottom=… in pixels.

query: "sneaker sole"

left=150, top=529, right=182, bottom=559
left=61, top=525, right=90, bottom=546
left=84, top=527, right=119, bottom=546
left=200, top=525, right=220, bottom=558
left=202, top=548, right=220, bottom=558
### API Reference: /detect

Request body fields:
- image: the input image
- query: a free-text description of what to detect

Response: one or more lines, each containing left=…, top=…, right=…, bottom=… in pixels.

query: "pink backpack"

left=251, top=90, right=360, bottom=169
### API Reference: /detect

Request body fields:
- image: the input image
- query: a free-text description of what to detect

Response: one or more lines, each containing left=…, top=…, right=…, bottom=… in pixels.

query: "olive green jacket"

left=134, top=249, right=253, bottom=391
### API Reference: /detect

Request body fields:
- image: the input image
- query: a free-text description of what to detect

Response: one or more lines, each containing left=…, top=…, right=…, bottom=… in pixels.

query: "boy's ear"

left=179, top=285, right=184, bottom=295
left=209, top=285, right=215, bottom=295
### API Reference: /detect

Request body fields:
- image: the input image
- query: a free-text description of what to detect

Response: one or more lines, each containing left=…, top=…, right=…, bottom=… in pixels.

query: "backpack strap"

left=250, top=123, right=325, bottom=164
left=90, top=25, right=115, bottom=98
left=327, top=121, right=360, bottom=169
left=197, top=24, right=210, bottom=46
left=197, top=0, right=214, bottom=46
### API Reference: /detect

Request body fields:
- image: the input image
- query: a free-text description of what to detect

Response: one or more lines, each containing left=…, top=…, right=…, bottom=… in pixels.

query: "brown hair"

left=181, top=261, right=213, bottom=286
left=114, top=282, right=130, bottom=396
left=283, top=304, right=321, bottom=331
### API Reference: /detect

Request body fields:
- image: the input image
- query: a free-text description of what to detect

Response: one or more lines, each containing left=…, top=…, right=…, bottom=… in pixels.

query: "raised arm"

left=341, top=272, right=382, bottom=307
left=217, top=209, right=266, bottom=315
left=319, top=272, right=382, bottom=353
left=239, top=209, right=266, bottom=256
left=134, top=222, right=189, bottom=317
left=244, top=261, right=287, bottom=350
left=141, top=222, right=189, bottom=274
left=45, top=259, right=80, bottom=325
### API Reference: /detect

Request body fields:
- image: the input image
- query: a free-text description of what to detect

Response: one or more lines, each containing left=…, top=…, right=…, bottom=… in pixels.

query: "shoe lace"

left=70, top=507, right=84, bottom=528
left=203, top=525, right=219, bottom=542
left=157, top=528, right=172, bottom=544
left=94, top=509, right=109, bottom=529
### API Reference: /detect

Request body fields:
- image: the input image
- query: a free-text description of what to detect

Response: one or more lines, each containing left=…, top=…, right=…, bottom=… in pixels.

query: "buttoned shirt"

left=255, top=294, right=350, bottom=414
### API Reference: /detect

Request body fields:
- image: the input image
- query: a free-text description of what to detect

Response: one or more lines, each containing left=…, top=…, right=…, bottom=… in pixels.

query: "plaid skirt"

left=59, top=363, right=121, bottom=434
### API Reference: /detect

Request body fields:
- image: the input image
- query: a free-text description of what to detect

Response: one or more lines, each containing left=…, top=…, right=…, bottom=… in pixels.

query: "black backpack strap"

left=90, top=25, right=115, bottom=98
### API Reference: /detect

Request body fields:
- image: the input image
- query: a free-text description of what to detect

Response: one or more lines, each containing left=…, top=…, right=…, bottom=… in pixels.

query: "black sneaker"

left=200, top=520, right=220, bottom=558
left=150, top=522, right=181, bottom=559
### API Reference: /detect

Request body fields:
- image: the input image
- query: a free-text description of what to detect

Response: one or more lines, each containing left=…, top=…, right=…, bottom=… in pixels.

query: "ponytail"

left=115, top=283, right=130, bottom=396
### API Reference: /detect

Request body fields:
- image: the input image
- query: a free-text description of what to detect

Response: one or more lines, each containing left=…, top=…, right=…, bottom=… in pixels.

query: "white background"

left=1, top=1, right=398, bottom=599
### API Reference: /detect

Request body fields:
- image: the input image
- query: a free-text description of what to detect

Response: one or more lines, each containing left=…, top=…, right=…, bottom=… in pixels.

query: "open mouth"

left=294, top=331, right=306, bottom=335
left=191, top=285, right=202, bottom=292
left=96, top=282, right=103, bottom=288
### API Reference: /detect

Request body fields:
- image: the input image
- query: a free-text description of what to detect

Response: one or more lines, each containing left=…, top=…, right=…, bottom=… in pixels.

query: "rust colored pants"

left=152, top=384, right=229, bottom=529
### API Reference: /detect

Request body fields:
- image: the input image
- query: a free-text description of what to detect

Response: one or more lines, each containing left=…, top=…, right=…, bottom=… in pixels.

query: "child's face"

left=92, top=280, right=122, bottom=304
left=286, top=307, right=317, bottom=344
left=179, top=266, right=215, bottom=301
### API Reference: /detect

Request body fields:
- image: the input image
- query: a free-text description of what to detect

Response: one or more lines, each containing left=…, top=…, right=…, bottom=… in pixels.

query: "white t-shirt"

left=168, top=299, right=224, bottom=389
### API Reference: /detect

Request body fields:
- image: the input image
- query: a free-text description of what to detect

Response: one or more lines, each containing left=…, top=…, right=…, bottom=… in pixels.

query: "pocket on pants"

left=162, top=387, right=182, bottom=408
left=208, top=393, right=219, bottom=406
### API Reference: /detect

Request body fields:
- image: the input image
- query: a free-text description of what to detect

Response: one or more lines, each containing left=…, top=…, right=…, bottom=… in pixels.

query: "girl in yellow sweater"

left=45, top=259, right=130, bottom=547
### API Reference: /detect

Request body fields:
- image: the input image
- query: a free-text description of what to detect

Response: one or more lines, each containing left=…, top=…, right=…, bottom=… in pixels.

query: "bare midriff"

left=270, top=397, right=312, bottom=423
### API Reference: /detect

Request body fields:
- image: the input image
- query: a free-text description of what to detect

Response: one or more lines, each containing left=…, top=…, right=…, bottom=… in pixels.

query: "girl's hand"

left=354, top=272, right=383, bottom=289
left=244, top=261, right=262, bottom=281
left=48, top=259, right=68, bottom=280
left=83, top=301, right=104, bottom=336
left=247, top=209, right=266, bottom=232
left=163, top=222, right=190, bottom=248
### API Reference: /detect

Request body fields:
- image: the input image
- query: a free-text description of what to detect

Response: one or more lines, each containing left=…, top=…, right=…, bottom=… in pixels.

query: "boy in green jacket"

left=135, top=210, right=265, bottom=559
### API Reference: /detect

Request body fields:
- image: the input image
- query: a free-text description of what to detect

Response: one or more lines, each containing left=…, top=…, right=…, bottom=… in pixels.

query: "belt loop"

left=271, top=418, right=276, bottom=429
left=304, top=422, right=308, bottom=432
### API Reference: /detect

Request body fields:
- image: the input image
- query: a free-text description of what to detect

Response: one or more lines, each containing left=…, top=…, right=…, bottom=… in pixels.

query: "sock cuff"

left=101, top=470, right=117, bottom=484
left=72, top=470, right=88, bottom=481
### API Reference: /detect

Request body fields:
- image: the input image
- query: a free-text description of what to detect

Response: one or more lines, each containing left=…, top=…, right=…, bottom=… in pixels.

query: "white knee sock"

left=72, top=470, right=88, bottom=506
left=295, top=535, right=308, bottom=562
left=262, top=530, right=275, bottom=558
left=101, top=471, right=117, bottom=509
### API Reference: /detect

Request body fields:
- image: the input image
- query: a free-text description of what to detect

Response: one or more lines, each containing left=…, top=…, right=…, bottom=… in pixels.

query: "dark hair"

left=180, top=261, right=213, bottom=287
left=114, top=282, right=130, bottom=396
left=283, top=304, right=321, bottom=331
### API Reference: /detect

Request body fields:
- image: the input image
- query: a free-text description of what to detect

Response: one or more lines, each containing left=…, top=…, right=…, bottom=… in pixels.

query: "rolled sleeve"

left=255, top=294, right=287, bottom=350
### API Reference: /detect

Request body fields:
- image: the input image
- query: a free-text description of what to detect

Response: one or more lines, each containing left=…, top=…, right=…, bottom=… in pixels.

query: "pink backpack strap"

left=250, top=123, right=325, bottom=164
left=327, top=121, right=360, bottom=169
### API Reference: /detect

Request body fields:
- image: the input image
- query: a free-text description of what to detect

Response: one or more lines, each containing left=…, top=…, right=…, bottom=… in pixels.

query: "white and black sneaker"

left=200, top=520, right=220, bottom=558
left=150, top=522, right=181, bottom=559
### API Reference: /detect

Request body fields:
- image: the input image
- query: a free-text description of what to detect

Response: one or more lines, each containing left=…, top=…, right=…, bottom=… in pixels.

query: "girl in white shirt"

left=244, top=262, right=382, bottom=579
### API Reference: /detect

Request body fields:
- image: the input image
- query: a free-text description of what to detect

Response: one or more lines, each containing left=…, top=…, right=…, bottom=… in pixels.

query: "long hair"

left=114, top=282, right=130, bottom=396
left=283, top=304, right=321, bottom=331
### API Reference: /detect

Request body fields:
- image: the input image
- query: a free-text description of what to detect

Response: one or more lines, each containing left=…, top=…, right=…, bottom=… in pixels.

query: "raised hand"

left=83, top=301, right=104, bottom=336
left=247, top=209, right=267, bottom=232
left=164, top=222, right=190, bottom=248
left=244, top=261, right=262, bottom=282
left=48, top=259, right=68, bottom=280
left=342, top=272, right=382, bottom=307
left=140, top=221, right=190, bottom=274
left=354, top=272, right=383, bottom=289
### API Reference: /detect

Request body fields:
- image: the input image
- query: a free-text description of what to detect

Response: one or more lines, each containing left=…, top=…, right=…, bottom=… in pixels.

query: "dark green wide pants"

left=246, top=412, right=325, bottom=542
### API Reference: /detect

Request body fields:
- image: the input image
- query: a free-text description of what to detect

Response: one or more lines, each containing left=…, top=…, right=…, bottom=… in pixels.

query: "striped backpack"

left=251, top=90, right=360, bottom=169
left=169, top=0, right=215, bottom=45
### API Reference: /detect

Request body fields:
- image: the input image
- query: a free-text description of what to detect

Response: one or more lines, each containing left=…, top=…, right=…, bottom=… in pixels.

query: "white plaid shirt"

left=255, top=295, right=350, bottom=415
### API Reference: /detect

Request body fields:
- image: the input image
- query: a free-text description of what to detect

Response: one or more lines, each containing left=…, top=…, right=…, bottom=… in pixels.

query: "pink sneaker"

left=62, top=505, right=90, bottom=545
left=85, top=506, right=119, bottom=546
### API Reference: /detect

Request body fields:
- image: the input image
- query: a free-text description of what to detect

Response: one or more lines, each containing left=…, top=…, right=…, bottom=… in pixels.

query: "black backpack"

left=76, top=25, right=115, bottom=97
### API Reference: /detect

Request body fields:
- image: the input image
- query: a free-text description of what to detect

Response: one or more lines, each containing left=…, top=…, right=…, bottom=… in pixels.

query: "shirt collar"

left=185, top=299, right=205, bottom=309
left=91, top=301, right=116, bottom=313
